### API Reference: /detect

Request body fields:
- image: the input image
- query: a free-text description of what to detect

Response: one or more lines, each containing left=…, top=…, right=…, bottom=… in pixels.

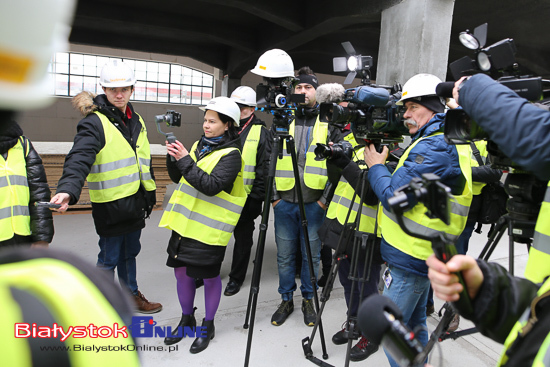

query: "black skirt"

left=166, top=231, right=226, bottom=279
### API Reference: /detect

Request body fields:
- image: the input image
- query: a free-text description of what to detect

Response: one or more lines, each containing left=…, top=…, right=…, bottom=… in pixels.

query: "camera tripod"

left=242, top=121, right=328, bottom=367
left=301, top=168, right=380, bottom=367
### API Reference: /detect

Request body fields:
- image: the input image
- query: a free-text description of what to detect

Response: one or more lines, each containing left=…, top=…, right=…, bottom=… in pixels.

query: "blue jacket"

left=460, top=73, right=550, bottom=181
left=368, top=113, right=463, bottom=275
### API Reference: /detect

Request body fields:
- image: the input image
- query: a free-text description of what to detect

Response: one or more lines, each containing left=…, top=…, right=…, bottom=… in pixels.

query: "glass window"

left=48, top=52, right=214, bottom=104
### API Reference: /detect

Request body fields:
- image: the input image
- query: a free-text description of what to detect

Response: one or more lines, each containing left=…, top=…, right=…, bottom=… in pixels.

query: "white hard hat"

left=251, top=49, right=294, bottom=78
left=397, top=73, right=443, bottom=105
left=230, top=86, right=257, bottom=107
left=0, top=0, right=76, bottom=110
left=200, top=97, right=241, bottom=127
left=99, top=60, right=136, bottom=88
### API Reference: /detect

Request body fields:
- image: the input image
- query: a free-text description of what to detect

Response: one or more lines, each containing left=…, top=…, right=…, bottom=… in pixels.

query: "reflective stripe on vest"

left=471, top=140, right=489, bottom=195
left=275, top=117, right=329, bottom=190
left=326, top=146, right=378, bottom=234
left=498, top=278, right=550, bottom=366
left=0, top=139, right=31, bottom=241
left=159, top=142, right=247, bottom=246
left=0, top=258, right=140, bottom=367
left=525, top=182, right=550, bottom=283
left=380, top=133, right=473, bottom=260
left=87, top=112, right=155, bottom=203
left=242, top=124, right=262, bottom=194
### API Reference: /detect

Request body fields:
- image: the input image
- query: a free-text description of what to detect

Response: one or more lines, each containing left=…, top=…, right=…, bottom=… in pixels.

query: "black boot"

left=189, top=319, right=215, bottom=354
left=164, top=307, right=197, bottom=345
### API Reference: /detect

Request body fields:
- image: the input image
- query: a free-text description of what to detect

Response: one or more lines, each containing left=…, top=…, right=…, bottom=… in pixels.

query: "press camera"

left=321, top=42, right=408, bottom=145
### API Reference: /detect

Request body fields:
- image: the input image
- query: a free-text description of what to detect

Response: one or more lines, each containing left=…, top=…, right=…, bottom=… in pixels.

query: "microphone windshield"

left=316, top=83, right=345, bottom=104
left=358, top=294, right=403, bottom=345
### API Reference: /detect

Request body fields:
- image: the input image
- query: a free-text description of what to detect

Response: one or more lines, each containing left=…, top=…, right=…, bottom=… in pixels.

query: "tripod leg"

left=243, top=134, right=279, bottom=367
left=286, top=136, right=329, bottom=359
left=478, top=216, right=507, bottom=261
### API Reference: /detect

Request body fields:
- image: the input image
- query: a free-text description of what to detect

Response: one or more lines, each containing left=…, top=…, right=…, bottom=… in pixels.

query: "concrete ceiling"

left=69, top=0, right=550, bottom=82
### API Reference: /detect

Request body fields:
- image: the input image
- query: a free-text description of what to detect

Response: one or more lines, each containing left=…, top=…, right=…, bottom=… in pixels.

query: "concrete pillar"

left=376, top=0, right=455, bottom=86
left=221, top=76, right=242, bottom=97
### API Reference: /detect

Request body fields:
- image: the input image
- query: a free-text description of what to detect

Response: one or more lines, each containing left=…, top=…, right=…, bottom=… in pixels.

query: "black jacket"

left=166, top=133, right=242, bottom=266
left=0, top=118, right=53, bottom=245
left=56, top=92, right=156, bottom=237
left=457, top=261, right=550, bottom=367
left=238, top=114, right=271, bottom=201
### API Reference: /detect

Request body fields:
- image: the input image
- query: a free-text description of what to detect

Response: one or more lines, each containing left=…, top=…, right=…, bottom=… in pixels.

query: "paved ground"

left=50, top=209, right=529, bottom=367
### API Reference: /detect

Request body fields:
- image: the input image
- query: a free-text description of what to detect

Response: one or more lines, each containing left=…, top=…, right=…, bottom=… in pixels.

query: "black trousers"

left=228, top=197, right=264, bottom=284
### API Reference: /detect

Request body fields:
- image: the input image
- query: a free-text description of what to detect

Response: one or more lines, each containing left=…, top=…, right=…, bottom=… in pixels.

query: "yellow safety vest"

left=525, top=181, right=550, bottom=283
left=471, top=140, right=490, bottom=195
left=326, top=146, right=378, bottom=234
left=159, top=141, right=247, bottom=246
left=87, top=112, right=156, bottom=203
left=497, top=277, right=550, bottom=366
left=241, top=124, right=262, bottom=194
left=381, top=133, right=473, bottom=260
left=275, top=117, right=329, bottom=191
left=0, top=138, right=31, bottom=242
left=1, top=257, right=140, bottom=367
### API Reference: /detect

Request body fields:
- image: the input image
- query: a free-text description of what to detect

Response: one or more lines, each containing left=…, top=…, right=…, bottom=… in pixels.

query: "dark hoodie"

left=56, top=92, right=156, bottom=237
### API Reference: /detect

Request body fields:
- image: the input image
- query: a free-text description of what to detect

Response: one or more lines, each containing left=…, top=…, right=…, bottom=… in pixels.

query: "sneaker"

left=332, top=322, right=357, bottom=345
left=349, top=336, right=379, bottom=362
left=271, top=300, right=294, bottom=326
left=426, top=303, right=435, bottom=316
left=447, top=314, right=460, bottom=333
left=134, top=291, right=162, bottom=314
left=302, top=299, right=316, bottom=326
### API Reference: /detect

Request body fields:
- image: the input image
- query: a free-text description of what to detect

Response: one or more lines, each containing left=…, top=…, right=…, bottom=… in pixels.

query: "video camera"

left=438, top=23, right=548, bottom=170
left=255, top=77, right=305, bottom=128
left=320, top=42, right=408, bottom=145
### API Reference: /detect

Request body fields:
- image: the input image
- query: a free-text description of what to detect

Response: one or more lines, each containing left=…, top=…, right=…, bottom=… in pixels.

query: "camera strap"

left=469, top=142, right=484, bottom=166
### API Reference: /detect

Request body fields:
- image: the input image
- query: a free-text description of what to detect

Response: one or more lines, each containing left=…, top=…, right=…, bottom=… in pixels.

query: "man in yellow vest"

left=264, top=65, right=343, bottom=327
left=224, top=86, right=272, bottom=296
left=51, top=60, right=161, bottom=314
left=363, top=73, right=472, bottom=367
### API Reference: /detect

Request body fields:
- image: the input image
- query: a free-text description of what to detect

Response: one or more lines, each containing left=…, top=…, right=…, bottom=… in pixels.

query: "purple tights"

left=174, top=267, right=222, bottom=321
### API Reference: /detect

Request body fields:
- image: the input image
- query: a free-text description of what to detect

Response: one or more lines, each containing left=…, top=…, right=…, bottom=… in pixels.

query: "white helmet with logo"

left=251, top=49, right=294, bottom=78
left=397, top=73, right=444, bottom=105
left=200, top=97, right=241, bottom=127
left=99, top=60, right=136, bottom=88
left=230, top=86, right=257, bottom=107
left=0, top=0, right=76, bottom=110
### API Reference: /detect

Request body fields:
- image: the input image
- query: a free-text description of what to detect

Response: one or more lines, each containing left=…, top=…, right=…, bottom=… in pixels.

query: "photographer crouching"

left=363, top=74, right=473, bottom=367
left=425, top=73, right=550, bottom=367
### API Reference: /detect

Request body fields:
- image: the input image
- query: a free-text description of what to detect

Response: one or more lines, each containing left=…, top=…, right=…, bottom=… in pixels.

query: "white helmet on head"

left=0, top=0, right=76, bottom=110
left=200, top=97, right=241, bottom=127
left=230, top=86, right=257, bottom=107
left=397, top=73, right=444, bottom=105
left=251, top=49, right=294, bottom=78
left=99, top=60, right=136, bottom=88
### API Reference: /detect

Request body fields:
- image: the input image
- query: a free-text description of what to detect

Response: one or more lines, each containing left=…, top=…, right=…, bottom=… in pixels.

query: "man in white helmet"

left=51, top=60, right=162, bottom=314
left=363, top=73, right=473, bottom=367
left=223, top=86, right=271, bottom=296
left=264, top=64, right=343, bottom=327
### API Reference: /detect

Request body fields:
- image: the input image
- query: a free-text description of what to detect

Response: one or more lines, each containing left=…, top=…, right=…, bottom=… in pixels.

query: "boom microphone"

left=435, top=81, right=455, bottom=98
left=316, top=83, right=346, bottom=104
left=358, top=294, right=424, bottom=367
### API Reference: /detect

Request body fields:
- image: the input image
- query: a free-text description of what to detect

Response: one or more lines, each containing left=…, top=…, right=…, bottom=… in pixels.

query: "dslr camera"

left=313, top=140, right=353, bottom=161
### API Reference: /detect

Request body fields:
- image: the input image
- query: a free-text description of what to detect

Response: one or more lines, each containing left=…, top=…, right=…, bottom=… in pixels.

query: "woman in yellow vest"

left=159, top=97, right=246, bottom=354
left=0, top=119, right=53, bottom=247
left=427, top=253, right=550, bottom=366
